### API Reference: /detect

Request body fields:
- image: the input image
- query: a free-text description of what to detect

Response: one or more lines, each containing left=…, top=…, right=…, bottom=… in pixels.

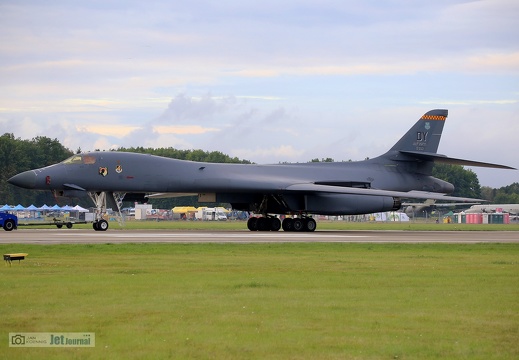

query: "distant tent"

left=38, top=204, right=51, bottom=211
left=26, top=204, right=38, bottom=211
left=0, top=204, right=12, bottom=211
left=51, top=204, right=61, bottom=210
left=13, top=204, right=26, bottom=211
left=61, top=205, right=74, bottom=211
left=73, top=205, right=89, bottom=212
left=172, top=206, right=198, bottom=214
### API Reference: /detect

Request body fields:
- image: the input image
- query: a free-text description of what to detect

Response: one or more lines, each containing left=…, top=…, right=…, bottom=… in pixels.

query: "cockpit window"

left=62, top=155, right=96, bottom=165
left=62, top=155, right=82, bottom=164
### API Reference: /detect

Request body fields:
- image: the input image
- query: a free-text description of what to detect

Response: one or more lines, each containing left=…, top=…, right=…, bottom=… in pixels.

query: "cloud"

left=77, top=124, right=141, bottom=137
left=231, top=145, right=304, bottom=162
left=155, top=94, right=238, bottom=124
left=465, top=52, right=519, bottom=74
left=153, top=125, right=220, bottom=135
left=419, top=99, right=518, bottom=106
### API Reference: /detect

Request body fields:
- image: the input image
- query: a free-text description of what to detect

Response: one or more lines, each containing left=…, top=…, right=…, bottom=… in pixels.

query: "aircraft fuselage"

left=12, top=151, right=450, bottom=195
left=8, top=151, right=454, bottom=216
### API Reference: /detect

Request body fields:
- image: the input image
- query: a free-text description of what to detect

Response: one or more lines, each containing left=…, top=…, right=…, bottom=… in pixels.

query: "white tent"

left=73, top=205, right=89, bottom=212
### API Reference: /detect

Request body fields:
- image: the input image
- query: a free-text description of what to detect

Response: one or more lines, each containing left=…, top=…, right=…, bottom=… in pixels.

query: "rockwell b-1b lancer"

left=8, top=109, right=515, bottom=232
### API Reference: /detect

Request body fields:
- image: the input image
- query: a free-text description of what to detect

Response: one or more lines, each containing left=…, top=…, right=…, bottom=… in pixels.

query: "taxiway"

left=1, top=229, right=518, bottom=244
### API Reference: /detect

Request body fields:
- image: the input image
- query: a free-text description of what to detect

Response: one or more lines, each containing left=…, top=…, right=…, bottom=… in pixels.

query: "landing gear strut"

left=88, top=192, right=107, bottom=231
left=88, top=191, right=127, bottom=231
left=246, top=195, right=317, bottom=232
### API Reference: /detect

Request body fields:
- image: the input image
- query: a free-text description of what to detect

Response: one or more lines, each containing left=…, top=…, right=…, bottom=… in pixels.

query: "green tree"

left=0, top=134, right=29, bottom=205
left=0, top=134, right=73, bottom=206
left=480, top=186, right=496, bottom=202
left=116, top=146, right=251, bottom=164
left=492, top=183, right=519, bottom=204
left=309, top=158, right=334, bottom=163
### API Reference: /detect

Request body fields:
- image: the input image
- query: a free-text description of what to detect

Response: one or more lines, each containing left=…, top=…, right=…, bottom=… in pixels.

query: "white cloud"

left=77, top=124, right=141, bottom=137
left=153, top=125, right=220, bottom=135
left=419, top=99, right=518, bottom=106
left=232, top=145, right=304, bottom=162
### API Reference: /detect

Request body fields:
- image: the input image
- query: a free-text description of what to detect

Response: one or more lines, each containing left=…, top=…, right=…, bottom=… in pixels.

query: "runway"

left=2, top=229, right=518, bottom=244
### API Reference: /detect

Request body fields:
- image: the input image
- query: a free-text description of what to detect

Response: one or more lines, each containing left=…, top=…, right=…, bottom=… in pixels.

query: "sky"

left=1, top=0, right=518, bottom=188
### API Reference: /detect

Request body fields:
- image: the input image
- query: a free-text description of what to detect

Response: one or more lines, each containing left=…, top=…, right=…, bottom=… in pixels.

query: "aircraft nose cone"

left=8, top=170, right=37, bottom=189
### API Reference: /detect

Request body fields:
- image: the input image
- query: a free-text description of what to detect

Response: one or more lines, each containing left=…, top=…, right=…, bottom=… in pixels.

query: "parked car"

left=0, top=212, right=18, bottom=231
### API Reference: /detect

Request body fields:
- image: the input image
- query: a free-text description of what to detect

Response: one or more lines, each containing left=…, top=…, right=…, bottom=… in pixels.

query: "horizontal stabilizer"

left=402, top=201, right=481, bottom=207
left=399, top=151, right=516, bottom=170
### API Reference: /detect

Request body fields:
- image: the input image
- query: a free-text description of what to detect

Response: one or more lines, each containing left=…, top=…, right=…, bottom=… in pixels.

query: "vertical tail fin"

left=389, top=109, right=447, bottom=153
left=379, top=109, right=514, bottom=170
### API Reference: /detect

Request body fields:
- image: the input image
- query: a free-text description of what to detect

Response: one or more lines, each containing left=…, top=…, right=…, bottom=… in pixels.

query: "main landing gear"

left=247, top=216, right=281, bottom=231
left=281, top=217, right=316, bottom=232
left=247, top=216, right=316, bottom=232
left=247, top=195, right=317, bottom=232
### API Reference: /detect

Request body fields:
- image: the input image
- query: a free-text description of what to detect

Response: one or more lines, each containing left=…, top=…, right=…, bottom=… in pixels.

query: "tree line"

left=116, top=146, right=252, bottom=164
left=1, top=133, right=517, bottom=209
left=0, top=133, right=73, bottom=207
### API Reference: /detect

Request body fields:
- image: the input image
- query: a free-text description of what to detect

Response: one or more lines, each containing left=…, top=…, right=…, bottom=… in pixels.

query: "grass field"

left=1, top=242, right=518, bottom=359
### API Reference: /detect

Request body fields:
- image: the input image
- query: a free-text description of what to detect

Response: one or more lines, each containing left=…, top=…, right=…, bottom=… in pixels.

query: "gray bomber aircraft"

left=8, top=109, right=515, bottom=232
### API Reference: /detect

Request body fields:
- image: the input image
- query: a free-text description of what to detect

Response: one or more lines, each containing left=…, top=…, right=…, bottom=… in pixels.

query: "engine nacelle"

left=305, top=193, right=401, bottom=215
left=424, top=177, right=455, bottom=194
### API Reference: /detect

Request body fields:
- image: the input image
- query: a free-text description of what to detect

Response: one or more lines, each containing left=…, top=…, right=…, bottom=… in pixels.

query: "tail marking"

left=421, top=115, right=446, bottom=121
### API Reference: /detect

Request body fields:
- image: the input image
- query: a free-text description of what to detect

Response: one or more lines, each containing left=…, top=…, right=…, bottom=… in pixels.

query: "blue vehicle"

left=0, top=212, right=18, bottom=231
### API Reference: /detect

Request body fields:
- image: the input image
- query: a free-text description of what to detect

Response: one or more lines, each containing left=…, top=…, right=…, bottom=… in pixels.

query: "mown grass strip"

left=1, top=243, right=518, bottom=359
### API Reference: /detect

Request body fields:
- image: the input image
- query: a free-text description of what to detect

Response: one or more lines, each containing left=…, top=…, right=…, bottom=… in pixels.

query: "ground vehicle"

left=0, top=212, right=18, bottom=231
left=195, top=207, right=228, bottom=221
